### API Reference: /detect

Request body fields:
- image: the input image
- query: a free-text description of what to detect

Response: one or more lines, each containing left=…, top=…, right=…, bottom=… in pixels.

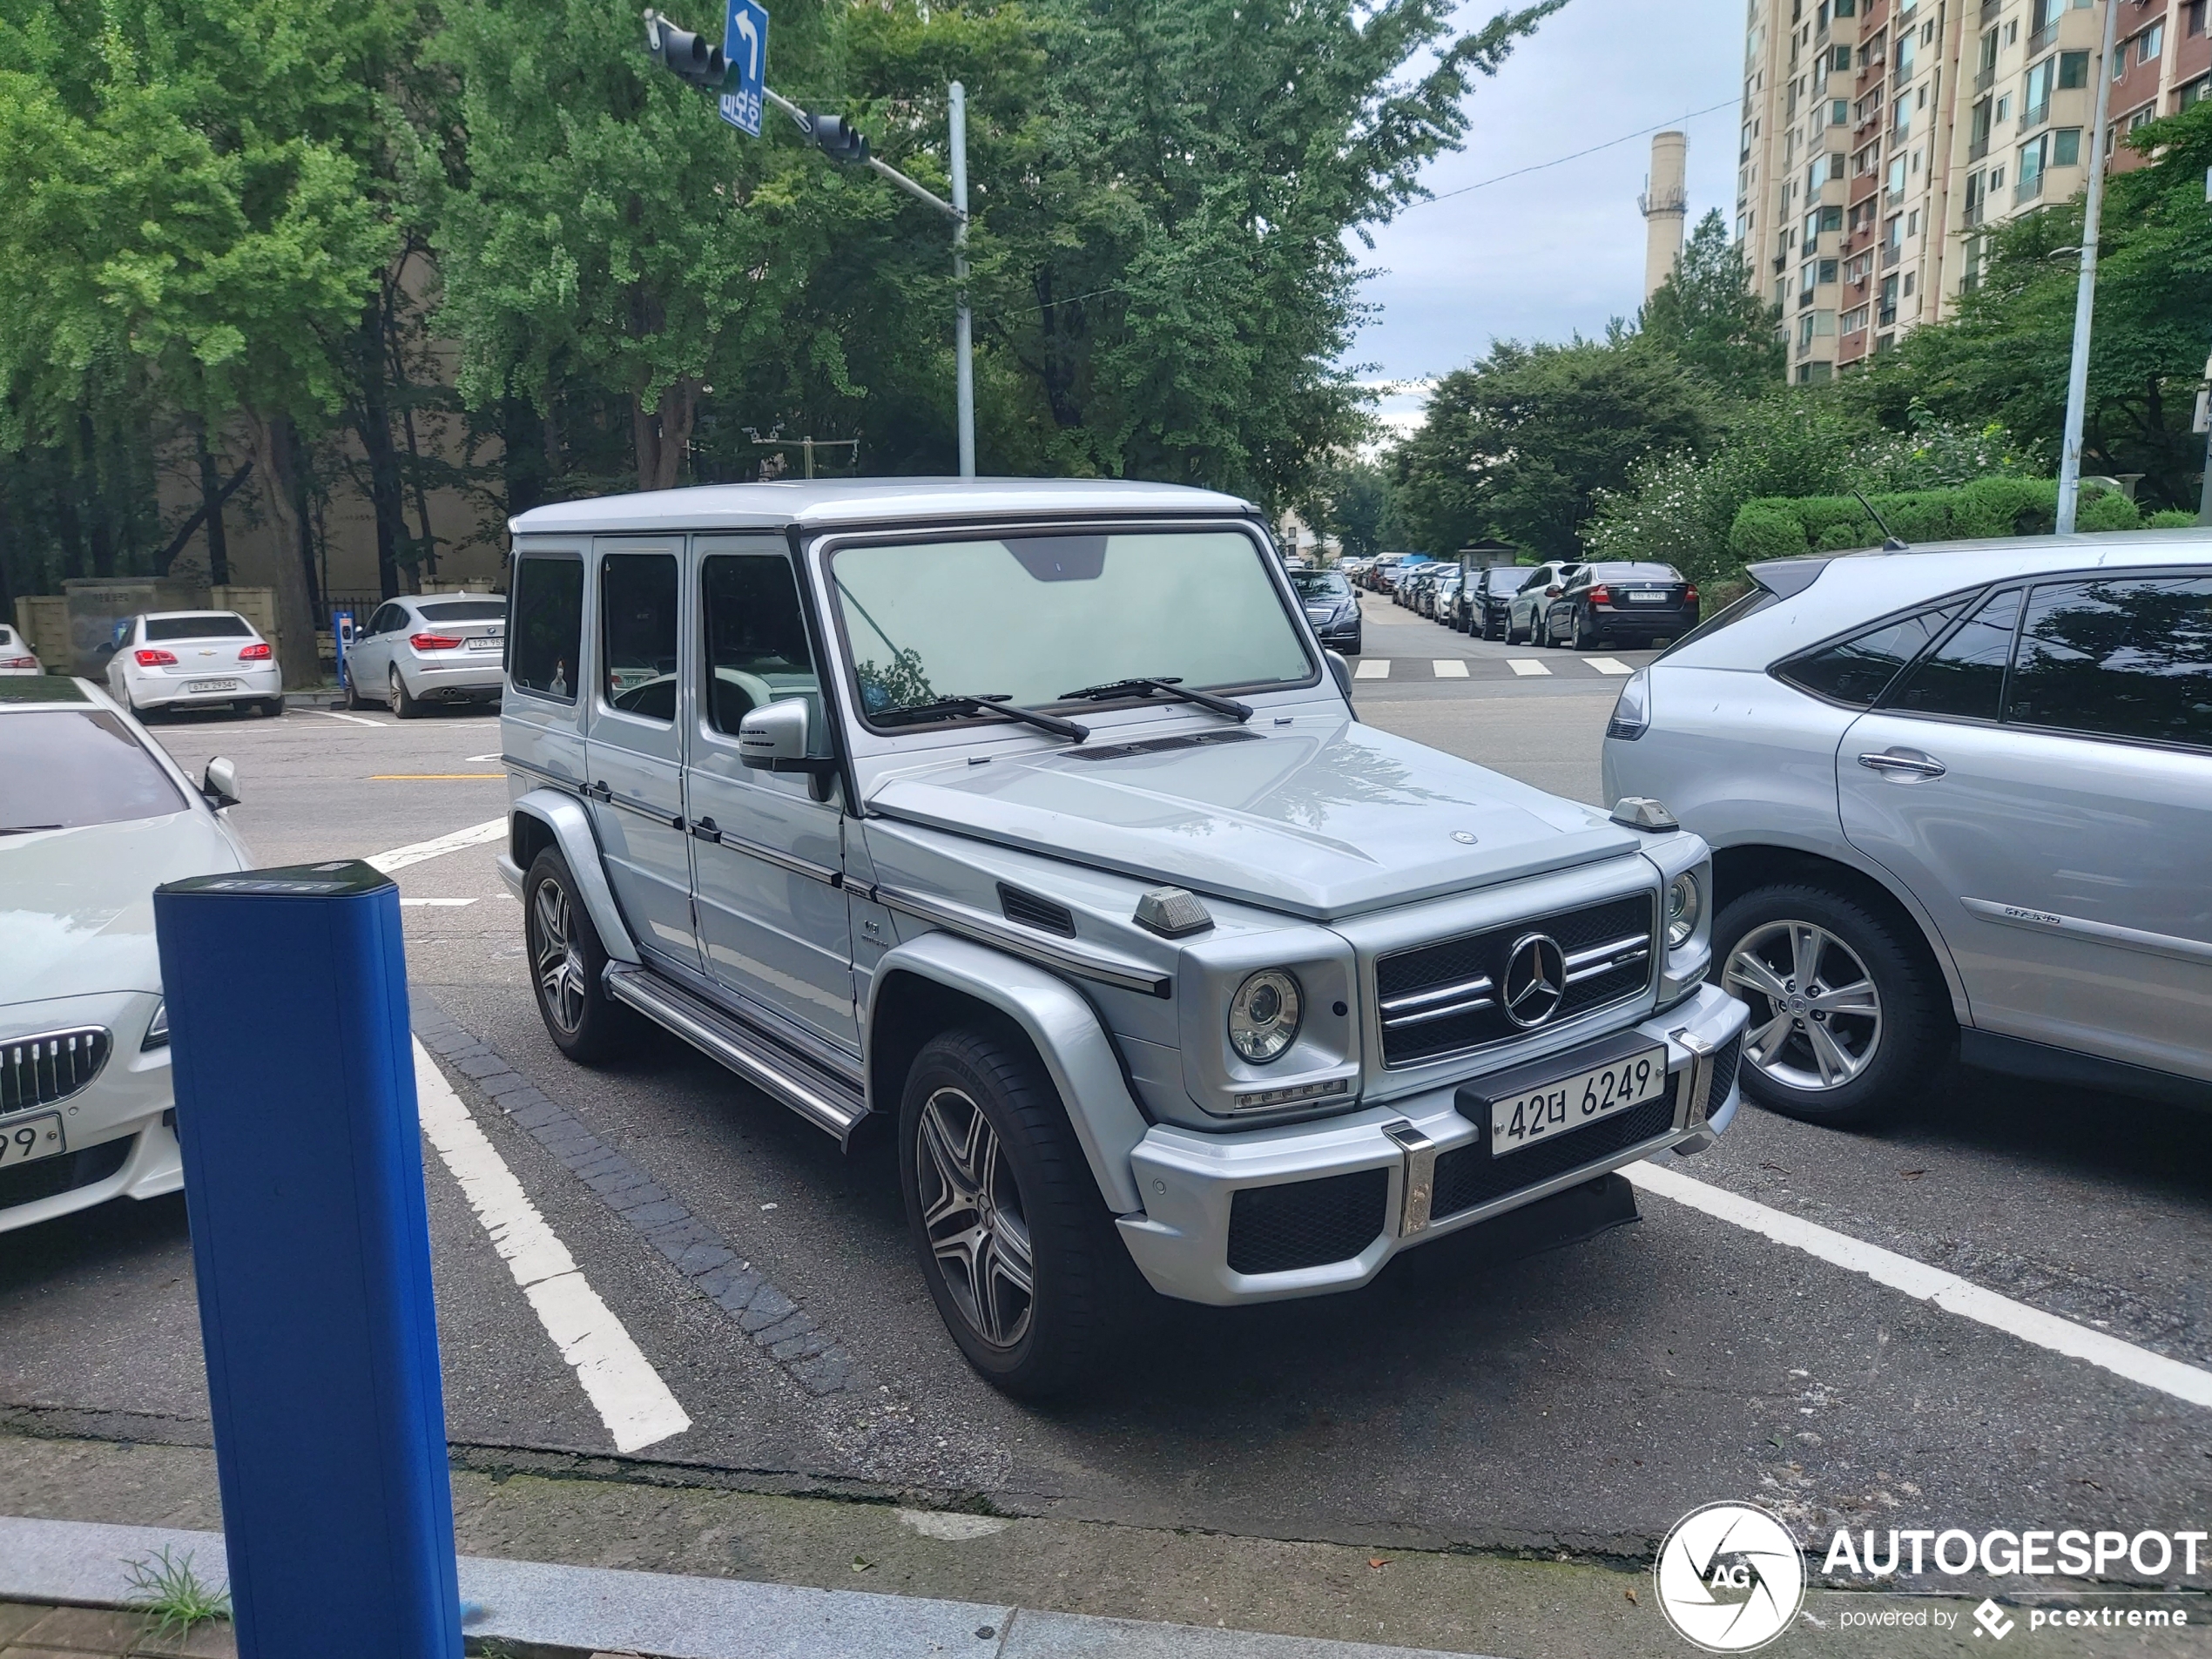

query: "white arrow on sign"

left=732, top=10, right=759, bottom=81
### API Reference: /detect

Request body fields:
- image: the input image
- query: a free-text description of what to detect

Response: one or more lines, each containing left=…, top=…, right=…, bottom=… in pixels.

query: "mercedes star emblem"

left=1501, top=933, right=1567, bottom=1028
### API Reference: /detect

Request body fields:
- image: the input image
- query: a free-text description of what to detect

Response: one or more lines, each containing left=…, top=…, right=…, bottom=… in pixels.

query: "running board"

left=602, top=962, right=867, bottom=1142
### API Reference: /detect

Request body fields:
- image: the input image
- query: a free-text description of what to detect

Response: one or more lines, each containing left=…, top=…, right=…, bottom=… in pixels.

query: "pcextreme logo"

left=1655, top=1502, right=1808, bottom=1653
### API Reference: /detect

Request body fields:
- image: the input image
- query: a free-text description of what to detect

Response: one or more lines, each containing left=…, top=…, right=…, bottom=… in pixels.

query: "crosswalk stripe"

left=1352, top=658, right=1391, bottom=679
left=1506, top=659, right=1551, bottom=678
left=1583, top=658, right=1634, bottom=676
left=1430, top=660, right=1468, bottom=678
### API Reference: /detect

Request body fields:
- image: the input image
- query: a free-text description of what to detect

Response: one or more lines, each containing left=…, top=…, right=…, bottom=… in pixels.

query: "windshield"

left=830, top=529, right=1315, bottom=721
left=145, top=614, right=252, bottom=641
left=417, top=599, right=507, bottom=622
left=1291, top=571, right=1350, bottom=600
left=0, top=710, right=185, bottom=830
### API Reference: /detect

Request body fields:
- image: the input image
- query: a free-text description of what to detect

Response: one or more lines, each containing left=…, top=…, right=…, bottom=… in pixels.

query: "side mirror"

left=201, top=757, right=239, bottom=809
left=737, top=700, right=837, bottom=799
left=1325, top=650, right=1354, bottom=701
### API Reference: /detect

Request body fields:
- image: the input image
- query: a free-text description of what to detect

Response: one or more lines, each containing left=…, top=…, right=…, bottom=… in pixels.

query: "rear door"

left=583, top=537, right=699, bottom=971
left=1838, top=571, right=2212, bottom=1079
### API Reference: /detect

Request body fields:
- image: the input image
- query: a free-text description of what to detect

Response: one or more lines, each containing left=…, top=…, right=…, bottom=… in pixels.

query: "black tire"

left=260, top=697, right=286, bottom=718
left=523, top=849, right=642, bottom=1063
left=344, top=673, right=368, bottom=711
left=389, top=666, right=425, bottom=719
left=1573, top=609, right=1600, bottom=651
left=900, top=1027, right=1130, bottom=1398
left=1710, top=882, right=1951, bottom=1129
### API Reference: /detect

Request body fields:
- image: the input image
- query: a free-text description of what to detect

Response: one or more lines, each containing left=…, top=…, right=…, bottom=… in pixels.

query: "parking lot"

left=3, top=591, right=2209, bottom=1654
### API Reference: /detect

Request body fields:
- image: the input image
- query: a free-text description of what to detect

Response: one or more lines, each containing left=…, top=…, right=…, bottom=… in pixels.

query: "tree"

left=1639, top=209, right=1784, bottom=397
left=1314, top=457, right=1403, bottom=559
left=1391, top=336, right=1714, bottom=557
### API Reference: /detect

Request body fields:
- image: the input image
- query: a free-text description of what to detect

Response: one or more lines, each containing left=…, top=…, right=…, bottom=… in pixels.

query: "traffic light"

left=643, top=10, right=725, bottom=92
left=809, top=114, right=870, bottom=165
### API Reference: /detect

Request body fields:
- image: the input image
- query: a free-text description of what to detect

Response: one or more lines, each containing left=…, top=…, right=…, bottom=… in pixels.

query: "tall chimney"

left=1640, top=131, right=1689, bottom=300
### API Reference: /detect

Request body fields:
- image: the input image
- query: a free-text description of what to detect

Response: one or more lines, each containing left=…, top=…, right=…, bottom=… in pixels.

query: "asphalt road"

left=4, top=604, right=2210, bottom=1655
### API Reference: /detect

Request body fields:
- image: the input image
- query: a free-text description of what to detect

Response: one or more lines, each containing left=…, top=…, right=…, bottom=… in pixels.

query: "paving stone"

left=738, top=1288, right=799, bottom=1332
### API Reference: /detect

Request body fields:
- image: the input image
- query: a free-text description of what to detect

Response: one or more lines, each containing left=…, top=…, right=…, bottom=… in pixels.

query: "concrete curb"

left=0, top=1516, right=1494, bottom=1659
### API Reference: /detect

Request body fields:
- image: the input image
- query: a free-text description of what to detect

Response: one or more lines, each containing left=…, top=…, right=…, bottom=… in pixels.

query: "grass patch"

left=123, top=1545, right=231, bottom=1637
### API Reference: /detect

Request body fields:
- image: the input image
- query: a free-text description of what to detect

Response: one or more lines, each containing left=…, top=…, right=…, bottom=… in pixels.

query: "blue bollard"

left=153, top=860, right=462, bottom=1659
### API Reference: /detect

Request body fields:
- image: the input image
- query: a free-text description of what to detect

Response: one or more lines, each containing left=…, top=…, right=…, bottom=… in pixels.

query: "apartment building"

left=1738, top=0, right=2211, bottom=382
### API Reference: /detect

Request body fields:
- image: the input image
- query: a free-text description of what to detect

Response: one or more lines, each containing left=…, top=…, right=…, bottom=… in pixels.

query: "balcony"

left=2015, top=168, right=2047, bottom=202
left=1975, top=62, right=1997, bottom=91
left=1969, top=132, right=1991, bottom=158
left=2028, top=18, right=2059, bottom=55
left=1877, top=304, right=1898, bottom=326
left=1965, top=194, right=1986, bottom=226
left=1981, top=0, right=2003, bottom=20
left=2020, top=98, right=2052, bottom=131
left=1880, top=240, right=1903, bottom=266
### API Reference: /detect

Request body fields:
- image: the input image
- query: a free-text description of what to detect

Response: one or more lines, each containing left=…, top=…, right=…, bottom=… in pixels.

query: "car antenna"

left=1851, top=488, right=1910, bottom=552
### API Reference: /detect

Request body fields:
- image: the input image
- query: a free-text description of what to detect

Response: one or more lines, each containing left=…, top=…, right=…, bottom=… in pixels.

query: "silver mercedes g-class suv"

left=496, top=480, right=1749, bottom=1393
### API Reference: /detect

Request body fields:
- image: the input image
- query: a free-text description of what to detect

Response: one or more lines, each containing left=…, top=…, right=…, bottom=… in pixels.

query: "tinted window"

left=702, top=555, right=826, bottom=745
left=0, top=710, right=185, bottom=830
left=1885, top=588, right=2022, bottom=720
left=369, top=604, right=407, bottom=635
left=1660, top=586, right=1778, bottom=658
left=509, top=556, right=583, bottom=702
left=601, top=553, right=679, bottom=721
left=145, top=614, right=252, bottom=641
left=416, top=600, right=507, bottom=623
left=1291, top=571, right=1351, bottom=599
left=1589, top=563, right=1683, bottom=582
left=2006, top=576, right=2212, bottom=747
left=1779, top=602, right=1964, bottom=706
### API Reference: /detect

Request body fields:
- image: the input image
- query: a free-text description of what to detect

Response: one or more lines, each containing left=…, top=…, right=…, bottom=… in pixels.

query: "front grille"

left=1375, top=895, right=1655, bottom=1067
left=0, top=1134, right=133, bottom=1212
left=1226, top=1168, right=1388, bottom=1275
left=2, top=1027, right=111, bottom=1116
left=1431, top=1096, right=1676, bottom=1220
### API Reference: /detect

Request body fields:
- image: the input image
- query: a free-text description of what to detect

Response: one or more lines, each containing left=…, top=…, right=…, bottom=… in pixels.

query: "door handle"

left=690, top=816, right=723, bottom=844
left=583, top=780, right=613, bottom=802
left=1857, top=749, right=1947, bottom=779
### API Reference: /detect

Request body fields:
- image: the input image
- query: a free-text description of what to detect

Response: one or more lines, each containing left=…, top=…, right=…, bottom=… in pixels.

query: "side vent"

left=997, top=883, right=1077, bottom=938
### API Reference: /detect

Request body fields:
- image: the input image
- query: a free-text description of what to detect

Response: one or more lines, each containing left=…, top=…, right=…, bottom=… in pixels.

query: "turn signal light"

left=1684, top=584, right=1699, bottom=604
left=408, top=633, right=462, bottom=651
left=239, top=642, right=273, bottom=660
left=135, top=648, right=178, bottom=666
left=1588, top=584, right=1612, bottom=604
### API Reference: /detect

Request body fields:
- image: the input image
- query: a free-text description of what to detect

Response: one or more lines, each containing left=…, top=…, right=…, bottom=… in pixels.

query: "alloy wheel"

left=1724, top=921, right=1883, bottom=1091
left=530, top=880, right=588, bottom=1035
left=388, top=669, right=403, bottom=715
left=915, top=1086, right=1035, bottom=1349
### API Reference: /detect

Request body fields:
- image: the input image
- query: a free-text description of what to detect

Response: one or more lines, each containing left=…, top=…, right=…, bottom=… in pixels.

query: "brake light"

left=239, top=642, right=273, bottom=660
left=1587, top=584, right=1612, bottom=605
left=1684, top=584, right=1699, bottom=604
left=135, top=649, right=177, bottom=667
left=0, top=655, right=35, bottom=670
left=409, top=633, right=462, bottom=651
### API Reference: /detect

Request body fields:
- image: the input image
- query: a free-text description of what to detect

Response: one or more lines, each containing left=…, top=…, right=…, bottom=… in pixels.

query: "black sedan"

left=1291, top=569, right=1361, bottom=655
left=1541, top=562, right=1698, bottom=649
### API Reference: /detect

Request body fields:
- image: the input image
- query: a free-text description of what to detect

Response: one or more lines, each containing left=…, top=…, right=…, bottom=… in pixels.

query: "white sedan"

left=0, top=622, right=40, bottom=675
left=0, top=675, right=251, bottom=1232
left=105, top=610, right=283, bottom=719
left=342, top=594, right=507, bottom=718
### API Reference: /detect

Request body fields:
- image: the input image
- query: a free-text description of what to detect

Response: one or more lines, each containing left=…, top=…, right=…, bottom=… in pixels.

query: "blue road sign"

left=719, top=0, right=767, bottom=136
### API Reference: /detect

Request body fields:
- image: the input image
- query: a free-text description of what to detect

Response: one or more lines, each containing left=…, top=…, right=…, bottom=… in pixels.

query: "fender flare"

left=508, top=788, right=640, bottom=964
left=868, top=932, right=1150, bottom=1216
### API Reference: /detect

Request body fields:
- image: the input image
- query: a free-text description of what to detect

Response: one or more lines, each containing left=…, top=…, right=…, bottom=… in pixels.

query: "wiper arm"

left=0, top=825, right=64, bottom=835
left=876, top=694, right=1090, bottom=744
left=1058, top=677, right=1253, bottom=723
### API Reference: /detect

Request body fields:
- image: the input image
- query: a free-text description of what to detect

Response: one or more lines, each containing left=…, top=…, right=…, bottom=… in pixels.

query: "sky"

left=1354, top=0, right=1746, bottom=439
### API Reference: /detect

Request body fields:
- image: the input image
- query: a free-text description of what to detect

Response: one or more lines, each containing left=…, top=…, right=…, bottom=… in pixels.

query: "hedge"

left=1727, top=476, right=2143, bottom=564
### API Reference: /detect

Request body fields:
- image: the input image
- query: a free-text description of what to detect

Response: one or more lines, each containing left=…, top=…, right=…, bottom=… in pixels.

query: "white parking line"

left=400, top=897, right=480, bottom=907
left=414, top=1041, right=693, bottom=1453
left=313, top=709, right=383, bottom=727
left=1624, top=1161, right=2212, bottom=1411
left=368, top=818, right=506, bottom=874
left=1353, top=659, right=1392, bottom=679
left=1430, top=660, right=1469, bottom=678
left=1583, top=658, right=1634, bottom=676
left=1506, top=659, right=1551, bottom=678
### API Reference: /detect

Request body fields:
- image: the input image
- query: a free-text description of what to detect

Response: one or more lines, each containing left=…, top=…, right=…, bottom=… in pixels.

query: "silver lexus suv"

left=1603, top=532, right=2211, bottom=1127
left=496, top=480, right=1747, bottom=1394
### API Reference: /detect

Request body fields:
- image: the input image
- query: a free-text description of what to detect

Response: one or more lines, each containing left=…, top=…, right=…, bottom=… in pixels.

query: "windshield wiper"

left=1058, top=677, right=1253, bottom=723
left=875, top=694, right=1091, bottom=744
left=0, top=825, right=64, bottom=835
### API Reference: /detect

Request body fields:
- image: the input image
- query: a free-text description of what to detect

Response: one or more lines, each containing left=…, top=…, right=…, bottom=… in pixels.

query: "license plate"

left=467, top=636, right=502, bottom=651
left=0, top=1114, right=64, bottom=1169
left=185, top=678, right=240, bottom=693
left=1625, top=592, right=1666, bottom=604
left=1490, top=1045, right=1669, bottom=1156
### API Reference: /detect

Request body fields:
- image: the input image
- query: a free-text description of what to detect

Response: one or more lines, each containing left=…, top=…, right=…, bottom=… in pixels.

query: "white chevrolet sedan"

left=105, top=610, right=283, bottom=719
left=342, top=594, right=507, bottom=718
left=0, top=676, right=250, bottom=1231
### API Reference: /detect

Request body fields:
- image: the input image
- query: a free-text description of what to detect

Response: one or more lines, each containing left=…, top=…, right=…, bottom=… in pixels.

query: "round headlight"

left=1665, top=873, right=1702, bottom=948
left=1228, top=969, right=1304, bottom=1063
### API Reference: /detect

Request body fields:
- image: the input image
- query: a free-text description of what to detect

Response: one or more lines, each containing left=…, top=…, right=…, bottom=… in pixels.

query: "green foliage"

left=1726, top=476, right=2141, bottom=563
left=1313, top=458, right=1404, bottom=560
left=1639, top=210, right=1784, bottom=397
left=125, top=1548, right=231, bottom=1638
left=2146, top=507, right=2200, bottom=528
left=1391, top=336, right=1714, bottom=558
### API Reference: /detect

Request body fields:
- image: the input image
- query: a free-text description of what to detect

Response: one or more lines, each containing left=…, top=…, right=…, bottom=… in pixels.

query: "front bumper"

left=1, top=991, right=184, bottom=1232
left=1116, top=982, right=1747, bottom=1305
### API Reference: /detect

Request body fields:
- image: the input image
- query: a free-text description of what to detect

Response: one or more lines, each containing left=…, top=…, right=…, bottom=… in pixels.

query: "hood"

left=867, top=719, right=1642, bottom=921
left=0, top=813, right=246, bottom=1008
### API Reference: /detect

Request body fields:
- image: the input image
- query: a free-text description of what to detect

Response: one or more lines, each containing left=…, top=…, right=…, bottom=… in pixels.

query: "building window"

left=2141, top=22, right=2164, bottom=63
left=1903, top=272, right=1915, bottom=296
left=2059, top=50, right=2090, bottom=89
left=1834, top=0, right=1855, bottom=14
left=1996, top=92, right=2012, bottom=123
left=1832, top=98, right=1850, bottom=124
left=1992, top=164, right=2006, bottom=191
left=1819, top=205, right=1843, bottom=232
left=1842, top=304, right=1871, bottom=333
left=1907, top=209, right=1919, bottom=236
left=2182, top=78, right=2212, bottom=111
left=1819, top=258, right=1839, bottom=283
left=2053, top=127, right=2081, bottom=165
left=1834, top=44, right=1853, bottom=71
left=2188, top=0, right=2206, bottom=35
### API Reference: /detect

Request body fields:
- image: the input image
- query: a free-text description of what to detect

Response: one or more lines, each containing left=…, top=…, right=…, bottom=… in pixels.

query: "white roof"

left=509, top=477, right=1257, bottom=538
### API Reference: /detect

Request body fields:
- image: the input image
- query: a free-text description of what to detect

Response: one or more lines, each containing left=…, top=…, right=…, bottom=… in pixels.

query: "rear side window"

left=600, top=553, right=679, bottom=722
left=416, top=600, right=507, bottom=623
left=509, top=556, right=583, bottom=702
left=1660, top=585, right=1778, bottom=658
left=1777, top=601, right=1965, bottom=706
left=2007, top=576, right=2212, bottom=748
left=145, top=614, right=252, bottom=641
left=1884, top=589, right=2023, bottom=720
left=0, top=710, right=185, bottom=829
